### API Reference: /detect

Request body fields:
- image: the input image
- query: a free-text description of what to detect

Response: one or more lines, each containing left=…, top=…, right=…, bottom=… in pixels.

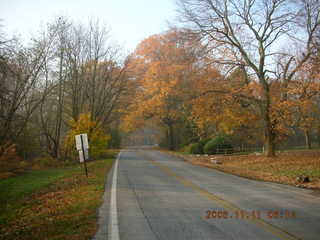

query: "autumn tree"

left=177, top=0, right=320, bottom=156
left=122, top=30, right=207, bottom=150
left=289, top=64, right=320, bottom=148
left=64, top=113, right=110, bottom=160
left=191, top=66, right=262, bottom=144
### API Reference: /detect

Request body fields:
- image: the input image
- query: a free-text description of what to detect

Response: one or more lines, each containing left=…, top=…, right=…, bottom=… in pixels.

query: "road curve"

left=94, top=149, right=320, bottom=240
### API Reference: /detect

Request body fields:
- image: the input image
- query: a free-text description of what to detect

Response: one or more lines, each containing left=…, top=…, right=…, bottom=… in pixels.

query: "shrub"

left=204, top=136, right=233, bottom=155
left=180, top=144, right=192, bottom=153
left=189, top=138, right=212, bottom=154
left=64, top=113, right=111, bottom=160
left=32, top=154, right=68, bottom=169
left=199, top=138, right=211, bottom=147
left=189, top=142, right=204, bottom=154
left=0, top=143, right=22, bottom=173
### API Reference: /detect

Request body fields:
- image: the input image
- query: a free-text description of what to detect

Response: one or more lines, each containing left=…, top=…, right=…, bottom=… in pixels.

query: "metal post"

left=80, top=134, right=88, bottom=178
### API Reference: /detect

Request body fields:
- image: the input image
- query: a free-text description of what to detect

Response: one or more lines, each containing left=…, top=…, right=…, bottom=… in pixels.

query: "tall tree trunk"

left=264, top=130, right=276, bottom=157
left=318, top=126, right=320, bottom=147
left=264, top=114, right=276, bottom=157
left=168, top=123, right=175, bottom=151
left=262, top=86, right=276, bottom=157
left=52, top=142, right=59, bottom=159
left=304, top=130, right=311, bottom=149
left=53, top=46, right=65, bottom=160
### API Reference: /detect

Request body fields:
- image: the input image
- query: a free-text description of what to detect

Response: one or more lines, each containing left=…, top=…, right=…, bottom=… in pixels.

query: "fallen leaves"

left=1, top=159, right=114, bottom=240
left=176, top=151, right=320, bottom=190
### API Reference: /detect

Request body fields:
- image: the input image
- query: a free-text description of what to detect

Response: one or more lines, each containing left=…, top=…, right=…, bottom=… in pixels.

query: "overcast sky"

left=1, top=0, right=177, bottom=51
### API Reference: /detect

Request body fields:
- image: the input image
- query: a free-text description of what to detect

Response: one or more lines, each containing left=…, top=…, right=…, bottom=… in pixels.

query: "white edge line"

left=109, top=152, right=121, bottom=240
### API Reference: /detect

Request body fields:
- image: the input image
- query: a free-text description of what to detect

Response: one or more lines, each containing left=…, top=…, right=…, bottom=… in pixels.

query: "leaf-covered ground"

left=174, top=151, right=320, bottom=190
left=0, top=157, right=115, bottom=240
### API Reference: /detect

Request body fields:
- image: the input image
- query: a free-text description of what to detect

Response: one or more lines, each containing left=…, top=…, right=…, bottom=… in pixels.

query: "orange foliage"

left=122, top=30, right=205, bottom=132
left=288, top=64, right=320, bottom=134
left=191, top=66, right=261, bottom=140
left=123, top=32, right=320, bottom=149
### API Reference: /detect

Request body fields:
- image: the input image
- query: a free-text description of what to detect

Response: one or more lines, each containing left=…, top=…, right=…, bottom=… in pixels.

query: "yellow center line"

left=138, top=151, right=301, bottom=240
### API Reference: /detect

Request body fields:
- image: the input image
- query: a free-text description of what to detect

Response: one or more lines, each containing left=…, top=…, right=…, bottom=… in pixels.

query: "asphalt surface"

left=93, top=149, right=320, bottom=240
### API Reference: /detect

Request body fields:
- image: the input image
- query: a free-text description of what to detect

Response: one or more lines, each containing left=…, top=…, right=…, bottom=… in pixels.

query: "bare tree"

left=37, top=18, right=129, bottom=159
left=69, top=20, right=129, bottom=126
left=0, top=28, right=53, bottom=146
left=38, top=17, right=71, bottom=159
left=177, top=0, right=320, bottom=156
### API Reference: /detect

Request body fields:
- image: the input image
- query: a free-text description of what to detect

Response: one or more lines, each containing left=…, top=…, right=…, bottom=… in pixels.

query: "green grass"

left=0, top=167, right=77, bottom=224
left=0, top=155, right=116, bottom=240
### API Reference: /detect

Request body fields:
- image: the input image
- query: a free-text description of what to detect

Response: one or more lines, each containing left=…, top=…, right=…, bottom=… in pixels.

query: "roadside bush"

left=204, top=136, right=233, bottom=155
left=64, top=113, right=111, bottom=161
left=0, top=143, right=23, bottom=173
left=189, top=142, right=204, bottom=154
left=188, top=138, right=211, bottom=154
left=32, top=154, right=68, bottom=169
left=180, top=144, right=192, bottom=153
left=200, top=138, right=211, bottom=147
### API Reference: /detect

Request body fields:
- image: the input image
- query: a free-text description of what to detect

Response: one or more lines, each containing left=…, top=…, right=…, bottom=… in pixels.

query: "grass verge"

left=0, top=154, right=116, bottom=240
left=172, top=151, right=320, bottom=190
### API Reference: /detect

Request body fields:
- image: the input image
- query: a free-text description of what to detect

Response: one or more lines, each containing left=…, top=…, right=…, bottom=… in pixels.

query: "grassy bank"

left=173, top=151, right=320, bottom=190
left=0, top=168, right=76, bottom=225
left=0, top=155, right=116, bottom=240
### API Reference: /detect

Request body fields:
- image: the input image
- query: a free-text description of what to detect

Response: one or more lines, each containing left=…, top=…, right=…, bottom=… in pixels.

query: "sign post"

left=75, top=133, right=89, bottom=177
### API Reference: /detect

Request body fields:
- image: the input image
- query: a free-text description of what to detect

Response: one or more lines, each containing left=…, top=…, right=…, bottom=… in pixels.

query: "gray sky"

left=1, top=0, right=177, bottom=51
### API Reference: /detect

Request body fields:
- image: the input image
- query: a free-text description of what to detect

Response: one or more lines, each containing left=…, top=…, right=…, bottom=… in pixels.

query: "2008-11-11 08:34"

left=205, top=209, right=296, bottom=220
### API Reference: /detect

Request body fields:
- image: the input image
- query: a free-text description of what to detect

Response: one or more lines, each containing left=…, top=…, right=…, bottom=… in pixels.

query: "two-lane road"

left=94, top=149, right=320, bottom=240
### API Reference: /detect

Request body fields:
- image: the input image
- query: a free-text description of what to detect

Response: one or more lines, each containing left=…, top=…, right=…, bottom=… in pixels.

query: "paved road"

left=94, top=149, right=320, bottom=240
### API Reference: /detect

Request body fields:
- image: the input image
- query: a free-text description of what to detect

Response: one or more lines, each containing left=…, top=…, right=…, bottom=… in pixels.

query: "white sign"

left=78, top=149, right=89, bottom=162
left=75, top=133, right=89, bottom=163
left=75, top=133, right=89, bottom=150
left=75, top=135, right=82, bottom=150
